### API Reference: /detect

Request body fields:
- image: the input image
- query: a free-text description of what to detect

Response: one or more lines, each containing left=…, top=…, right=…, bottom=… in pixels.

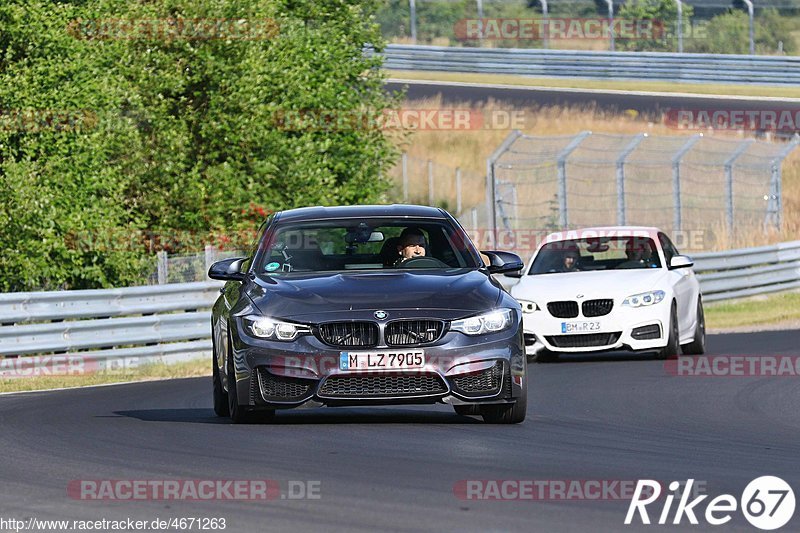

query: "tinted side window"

left=658, top=232, right=679, bottom=264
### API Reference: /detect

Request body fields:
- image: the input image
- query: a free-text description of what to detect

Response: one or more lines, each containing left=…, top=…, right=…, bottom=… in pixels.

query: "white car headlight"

left=516, top=300, right=539, bottom=314
left=451, top=309, right=514, bottom=336
left=622, top=290, right=665, bottom=308
left=243, top=316, right=311, bottom=341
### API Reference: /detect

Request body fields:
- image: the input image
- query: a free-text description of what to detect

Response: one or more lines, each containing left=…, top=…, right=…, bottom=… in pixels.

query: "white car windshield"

left=529, top=236, right=662, bottom=275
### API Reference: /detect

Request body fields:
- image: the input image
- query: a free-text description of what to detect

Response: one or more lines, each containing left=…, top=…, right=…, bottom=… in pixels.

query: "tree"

left=617, top=0, right=694, bottom=52
left=0, top=0, right=400, bottom=291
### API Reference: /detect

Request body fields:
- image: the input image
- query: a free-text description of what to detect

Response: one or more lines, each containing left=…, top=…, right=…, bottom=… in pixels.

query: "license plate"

left=339, top=350, right=425, bottom=371
left=561, top=321, right=601, bottom=333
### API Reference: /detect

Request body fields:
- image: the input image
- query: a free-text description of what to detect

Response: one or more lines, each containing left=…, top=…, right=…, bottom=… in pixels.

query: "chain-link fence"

left=386, top=153, right=491, bottom=231
left=487, top=130, right=799, bottom=238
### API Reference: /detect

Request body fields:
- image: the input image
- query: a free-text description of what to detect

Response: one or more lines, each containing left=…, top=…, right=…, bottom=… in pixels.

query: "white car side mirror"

left=669, top=255, right=693, bottom=269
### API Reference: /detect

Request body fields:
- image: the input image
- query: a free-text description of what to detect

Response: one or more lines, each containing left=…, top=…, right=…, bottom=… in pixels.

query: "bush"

left=0, top=0, right=400, bottom=291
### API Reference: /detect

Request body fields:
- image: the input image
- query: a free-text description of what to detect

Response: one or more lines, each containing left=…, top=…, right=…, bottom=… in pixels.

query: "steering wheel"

left=397, top=257, right=448, bottom=268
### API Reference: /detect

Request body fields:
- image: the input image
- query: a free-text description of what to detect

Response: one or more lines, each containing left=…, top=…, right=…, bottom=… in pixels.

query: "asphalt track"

left=385, top=79, right=800, bottom=128
left=1, top=330, right=799, bottom=532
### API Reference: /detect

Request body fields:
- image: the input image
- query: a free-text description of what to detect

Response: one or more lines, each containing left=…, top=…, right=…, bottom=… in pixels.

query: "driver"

left=395, top=227, right=427, bottom=265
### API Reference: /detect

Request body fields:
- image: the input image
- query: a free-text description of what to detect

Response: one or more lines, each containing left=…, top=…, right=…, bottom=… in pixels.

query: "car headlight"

left=622, top=290, right=665, bottom=308
left=516, top=299, right=539, bottom=314
left=451, top=309, right=514, bottom=336
left=243, top=316, right=311, bottom=341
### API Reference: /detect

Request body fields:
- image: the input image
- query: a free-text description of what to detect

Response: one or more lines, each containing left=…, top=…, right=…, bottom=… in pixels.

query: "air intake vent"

left=385, top=320, right=444, bottom=346
left=547, top=301, right=579, bottom=318
left=582, top=299, right=613, bottom=317
left=318, top=322, right=378, bottom=347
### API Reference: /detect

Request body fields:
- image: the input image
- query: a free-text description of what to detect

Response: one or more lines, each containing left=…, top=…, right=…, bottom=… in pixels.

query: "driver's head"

left=397, top=228, right=427, bottom=260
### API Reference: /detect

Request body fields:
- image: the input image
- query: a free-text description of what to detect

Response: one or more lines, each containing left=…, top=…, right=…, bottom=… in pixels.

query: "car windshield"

left=528, top=236, right=662, bottom=275
left=257, top=217, right=482, bottom=274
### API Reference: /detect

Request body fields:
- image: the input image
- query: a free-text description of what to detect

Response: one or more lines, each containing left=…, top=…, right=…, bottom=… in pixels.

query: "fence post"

left=723, top=139, right=754, bottom=235
left=409, top=0, right=417, bottom=43
left=556, top=131, right=592, bottom=228
left=427, top=159, right=434, bottom=206
left=768, top=134, right=800, bottom=231
left=540, top=0, right=549, bottom=49
left=157, top=251, right=168, bottom=285
left=674, top=0, right=683, bottom=53
left=616, top=133, right=646, bottom=226
left=742, top=0, right=755, bottom=54
left=455, top=167, right=462, bottom=215
left=604, top=0, right=615, bottom=52
left=671, top=134, right=702, bottom=233
left=486, top=130, right=523, bottom=246
left=204, top=245, right=217, bottom=274
left=402, top=152, right=409, bottom=203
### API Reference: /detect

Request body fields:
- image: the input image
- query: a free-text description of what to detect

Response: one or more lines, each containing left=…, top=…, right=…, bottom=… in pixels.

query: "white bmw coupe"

left=509, top=227, right=705, bottom=361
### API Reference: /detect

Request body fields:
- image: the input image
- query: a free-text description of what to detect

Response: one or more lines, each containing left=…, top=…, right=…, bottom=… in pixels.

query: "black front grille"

left=385, top=320, right=444, bottom=346
left=582, top=299, right=614, bottom=317
left=318, top=322, right=378, bottom=347
left=547, top=301, right=579, bottom=318
left=451, top=361, right=504, bottom=397
left=257, top=368, right=314, bottom=401
left=318, top=373, right=447, bottom=398
left=632, top=324, right=662, bottom=340
left=545, top=332, right=621, bottom=348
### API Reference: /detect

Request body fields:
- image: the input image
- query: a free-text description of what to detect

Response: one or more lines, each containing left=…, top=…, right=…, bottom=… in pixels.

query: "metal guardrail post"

left=556, top=131, right=591, bottom=228
left=671, top=134, right=702, bottom=233
left=615, top=133, right=646, bottom=226
left=674, top=0, right=683, bottom=53
left=723, top=139, right=754, bottom=234
left=486, top=130, right=522, bottom=246
left=476, top=0, right=484, bottom=45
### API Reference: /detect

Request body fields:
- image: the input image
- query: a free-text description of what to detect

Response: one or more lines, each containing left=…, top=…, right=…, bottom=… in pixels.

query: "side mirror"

left=208, top=257, right=247, bottom=281
left=481, top=250, right=525, bottom=274
left=669, top=255, right=693, bottom=269
left=504, top=270, right=523, bottom=278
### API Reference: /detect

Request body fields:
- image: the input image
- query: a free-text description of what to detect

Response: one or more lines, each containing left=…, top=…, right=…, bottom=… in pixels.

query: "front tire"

left=212, top=348, right=229, bottom=417
left=226, top=338, right=252, bottom=424
left=681, top=299, right=706, bottom=355
left=656, top=302, right=679, bottom=360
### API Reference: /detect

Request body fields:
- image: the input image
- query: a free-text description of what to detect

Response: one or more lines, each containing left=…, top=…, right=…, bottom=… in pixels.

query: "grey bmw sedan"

left=209, top=204, right=527, bottom=423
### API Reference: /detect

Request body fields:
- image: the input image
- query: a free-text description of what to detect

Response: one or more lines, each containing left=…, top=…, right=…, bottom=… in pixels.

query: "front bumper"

left=522, top=300, right=671, bottom=355
left=228, top=319, right=526, bottom=410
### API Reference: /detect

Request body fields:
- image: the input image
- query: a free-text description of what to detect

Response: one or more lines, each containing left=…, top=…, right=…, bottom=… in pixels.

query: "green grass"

left=387, top=70, right=800, bottom=99
left=0, top=358, right=208, bottom=394
left=705, top=291, right=800, bottom=330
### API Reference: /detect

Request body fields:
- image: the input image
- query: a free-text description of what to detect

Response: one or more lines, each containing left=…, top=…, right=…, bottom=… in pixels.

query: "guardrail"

left=383, top=44, right=800, bottom=85
left=693, top=240, right=800, bottom=301
left=1, top=241, right=798, bottom=373
left=0, top=282, right=221, bottom=375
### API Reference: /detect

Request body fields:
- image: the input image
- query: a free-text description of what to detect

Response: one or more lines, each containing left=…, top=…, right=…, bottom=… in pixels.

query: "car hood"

left=510, top=269, right=668, bottom=302
left=247, top=269, right=502, bottom=319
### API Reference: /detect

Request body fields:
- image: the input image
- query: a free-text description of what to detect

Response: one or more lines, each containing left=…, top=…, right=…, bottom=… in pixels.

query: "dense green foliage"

left=685, top=9, right=797, bottom=55
left=0, top=0, right=400, bottom=291
left=616, top=0, right=693, bottom=52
